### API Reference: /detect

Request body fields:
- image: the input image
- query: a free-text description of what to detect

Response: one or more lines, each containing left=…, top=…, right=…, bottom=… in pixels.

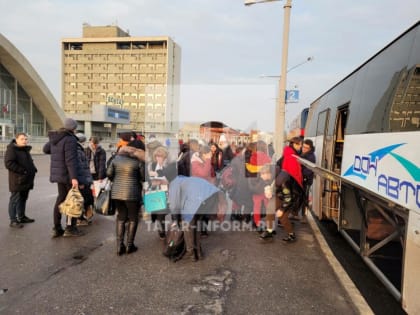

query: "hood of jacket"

left=48, top=128, right=75, bottom=145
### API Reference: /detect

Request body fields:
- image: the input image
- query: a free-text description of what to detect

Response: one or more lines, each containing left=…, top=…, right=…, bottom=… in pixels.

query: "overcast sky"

left=1, top=0, right=419, bottom=132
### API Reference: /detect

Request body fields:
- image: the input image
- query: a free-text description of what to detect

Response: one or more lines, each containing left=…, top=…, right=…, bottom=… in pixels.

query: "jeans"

left=8, top=190, right=29, bottom=222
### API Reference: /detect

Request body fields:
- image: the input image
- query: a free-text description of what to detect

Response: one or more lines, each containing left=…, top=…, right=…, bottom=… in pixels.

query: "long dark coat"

left=85, top=144, right=107, bottom=179
left=4, top=139, right=37, bottom=192
left=43, top=129, right=79, bottom=184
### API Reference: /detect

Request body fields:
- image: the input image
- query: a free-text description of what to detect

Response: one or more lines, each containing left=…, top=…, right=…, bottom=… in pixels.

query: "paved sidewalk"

left=0, top=155, right=372, bottom=314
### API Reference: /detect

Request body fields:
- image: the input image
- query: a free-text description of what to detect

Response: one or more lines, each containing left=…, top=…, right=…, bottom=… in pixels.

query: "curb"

left=307, top=211, right=374, bottom=315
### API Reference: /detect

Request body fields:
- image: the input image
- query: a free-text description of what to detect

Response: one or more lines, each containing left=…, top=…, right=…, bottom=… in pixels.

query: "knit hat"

left=75, top=132, right=86, bottom=143
left=246, top=151, right=272, bottom=173
left=64, top=118, right=77, bottom=131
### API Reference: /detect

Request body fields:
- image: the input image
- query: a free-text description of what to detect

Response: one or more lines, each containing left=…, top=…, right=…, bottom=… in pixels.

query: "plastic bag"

left=144, top=190, right=167, bottom=213
left=94, top=181, right=115, bottom=216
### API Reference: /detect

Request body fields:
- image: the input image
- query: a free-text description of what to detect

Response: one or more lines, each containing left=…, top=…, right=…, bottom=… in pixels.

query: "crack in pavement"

left=180, top=268, right=234, bottom=315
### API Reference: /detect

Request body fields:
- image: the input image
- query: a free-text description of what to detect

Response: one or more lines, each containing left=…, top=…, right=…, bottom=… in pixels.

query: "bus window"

left=389, top=66, right=420, bottom=131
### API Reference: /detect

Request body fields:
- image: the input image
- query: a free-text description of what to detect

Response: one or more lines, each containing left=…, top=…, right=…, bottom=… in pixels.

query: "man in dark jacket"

left=4, top=133, right=37, bottom=228
left=299, top=139, right=316, bottom=223
left=43, top=118, right=84, bottom=238
left=85, top=136, right=106, bottom=181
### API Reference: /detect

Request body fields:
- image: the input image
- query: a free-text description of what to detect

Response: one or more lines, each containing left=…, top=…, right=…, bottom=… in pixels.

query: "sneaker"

left=10, top=221, right=24, bottom=228
left=52, top=226, right=64, bottom=238
left=63, top=226, right=85, bottom=237
left=282, top=233, right=296, bottom=243
left=256, top=226, right=265, bottom=234
left=259, top=230, right=274, bottom=241
left=18, top=216, right=35, bottom=224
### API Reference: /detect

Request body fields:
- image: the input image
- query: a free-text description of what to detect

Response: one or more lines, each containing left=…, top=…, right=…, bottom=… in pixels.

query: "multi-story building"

left=61, top=24, right=181, bottom=139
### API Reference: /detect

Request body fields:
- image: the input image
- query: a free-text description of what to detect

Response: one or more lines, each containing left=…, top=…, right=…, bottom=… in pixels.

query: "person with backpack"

left=167, top=175, right=227, bottom=262
left=260, top=137, right=304, bottom=242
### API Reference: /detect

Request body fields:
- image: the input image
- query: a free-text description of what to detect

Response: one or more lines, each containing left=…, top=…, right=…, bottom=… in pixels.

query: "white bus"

left=299, top=21, right=420, bottom=314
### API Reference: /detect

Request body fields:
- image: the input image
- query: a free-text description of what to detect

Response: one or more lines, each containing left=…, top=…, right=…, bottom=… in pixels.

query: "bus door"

left=329, top=106, right=348, bottom=225
left=312, top=109, right=330, bottom=219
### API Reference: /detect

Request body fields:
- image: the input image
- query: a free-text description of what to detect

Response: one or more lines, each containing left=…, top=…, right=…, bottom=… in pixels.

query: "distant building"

left=178, top=122, right=201, bottom=142
left=0, top=34, right=65, bottom=139
left=61, top=24, right=181, bottom=139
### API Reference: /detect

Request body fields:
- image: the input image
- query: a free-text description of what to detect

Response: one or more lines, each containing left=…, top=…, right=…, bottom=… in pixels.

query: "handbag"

left=59, top=187, right=84, bottom=218
left=94, top=181, right=115, bottom=216
left=144, top=190, right=167, bottom=213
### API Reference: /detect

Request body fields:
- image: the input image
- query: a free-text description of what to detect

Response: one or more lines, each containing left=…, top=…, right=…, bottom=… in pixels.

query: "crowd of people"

left=4, top=117, right=316, bottom=262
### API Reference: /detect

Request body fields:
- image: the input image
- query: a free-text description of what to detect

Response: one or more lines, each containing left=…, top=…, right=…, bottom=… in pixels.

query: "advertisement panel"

left=341, top=132, right=420, bottom=213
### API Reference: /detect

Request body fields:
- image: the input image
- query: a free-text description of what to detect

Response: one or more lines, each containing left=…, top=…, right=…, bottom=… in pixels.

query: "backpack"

left=277, top=177, right=304, bottom=215
left=162, top=223, right=186, bottom=262
left=220, top=164, right=234, bottom=192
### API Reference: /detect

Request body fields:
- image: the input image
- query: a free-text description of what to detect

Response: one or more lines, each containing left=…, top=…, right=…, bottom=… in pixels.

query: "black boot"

left=116, top=220, right=126, bottom=256
left=126, top=220, right=138, bottom=254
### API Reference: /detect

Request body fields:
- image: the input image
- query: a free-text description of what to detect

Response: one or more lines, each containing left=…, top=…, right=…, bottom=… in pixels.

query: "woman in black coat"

left=4, top=133, right=37, bottom=228
left=106, top=140, right=145, bottom=255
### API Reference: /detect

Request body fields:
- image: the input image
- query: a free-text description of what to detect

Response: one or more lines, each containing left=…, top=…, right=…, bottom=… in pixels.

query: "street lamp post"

left=245, top=0, right=292, bottom=158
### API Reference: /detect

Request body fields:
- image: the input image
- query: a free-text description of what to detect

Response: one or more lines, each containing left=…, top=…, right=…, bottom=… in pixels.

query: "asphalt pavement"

left=0, top=155, right=372, bottom=314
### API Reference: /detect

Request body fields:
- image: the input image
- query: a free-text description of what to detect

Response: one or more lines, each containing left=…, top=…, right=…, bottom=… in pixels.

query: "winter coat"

left=146, top=160, right=177, bottom=185
left=4, top=139, right=37, bottom=192
left=301, top=150, right=316, bottom=185
left=210, top=148, right=223, bottom=175
left=85, top=144, right=107, bottom=179
left=43, top=129, right=79, bottom=184
left=221, top=145, right=234, bottom=168
left=177, top=150, right=192, bottom=176
left=168, top=176, right=220, bottom=223
left=280, top=146, right=303, bottom=187
left=228, top=151, right=253, bottom=209
left=106, top=145, right=145, bottom=201
left=77, top=143, right=93, bottom=185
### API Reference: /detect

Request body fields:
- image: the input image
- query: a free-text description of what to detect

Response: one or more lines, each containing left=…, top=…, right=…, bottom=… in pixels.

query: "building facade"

left=0, top=34, right=65, bottom=140
left=61, top=24, right=181, bottom=139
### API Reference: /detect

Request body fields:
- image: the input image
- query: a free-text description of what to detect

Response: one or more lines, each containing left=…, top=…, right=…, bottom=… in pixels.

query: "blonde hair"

left=153, top=146, right=168, bottom=161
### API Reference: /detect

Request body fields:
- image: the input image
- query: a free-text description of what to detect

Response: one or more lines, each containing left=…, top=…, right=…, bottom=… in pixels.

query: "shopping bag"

left=94, top=184, right=115, bottom=216
left=144, top=190, right=167, bottom=213
left=92, top=180, right=107, bottom=198
left=59, top=188, right=84, bottom=218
